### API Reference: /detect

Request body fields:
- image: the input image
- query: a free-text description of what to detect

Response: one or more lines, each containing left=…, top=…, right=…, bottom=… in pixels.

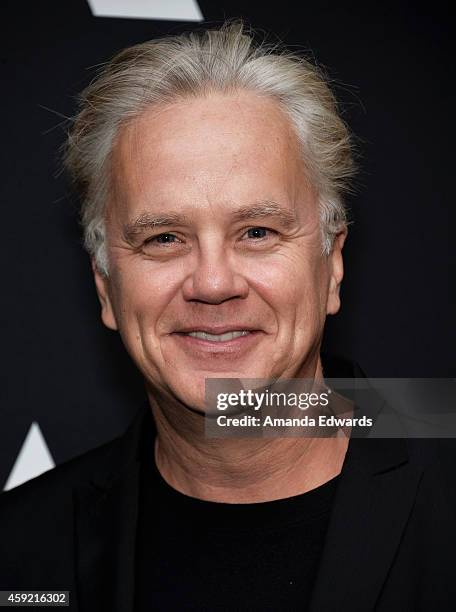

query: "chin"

left=170, top=369, right=270, bottom=415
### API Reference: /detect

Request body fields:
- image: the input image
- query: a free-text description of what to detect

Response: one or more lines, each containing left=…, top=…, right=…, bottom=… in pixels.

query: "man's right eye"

left=146, top=233, right=179, bottom=245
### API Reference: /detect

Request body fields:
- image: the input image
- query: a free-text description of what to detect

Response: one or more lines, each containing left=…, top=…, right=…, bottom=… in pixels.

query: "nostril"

left=182, top=263, right=249, bottom=304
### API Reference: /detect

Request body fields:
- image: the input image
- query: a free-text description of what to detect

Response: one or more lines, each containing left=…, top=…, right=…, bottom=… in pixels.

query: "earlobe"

left=91, top=258, right=118, bottom=331
left=326, top=231, right=347, bottom=316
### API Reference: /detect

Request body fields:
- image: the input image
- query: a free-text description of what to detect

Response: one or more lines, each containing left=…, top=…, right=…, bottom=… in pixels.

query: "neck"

left=147, top=356, right=350, bottom=503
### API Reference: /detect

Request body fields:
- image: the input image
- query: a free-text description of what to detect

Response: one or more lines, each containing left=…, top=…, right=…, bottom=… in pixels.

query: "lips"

left=170, top=326, right=263, bottom=358
left=171, top=326, right=262, bottom=346
left=185, top=330, right=250, bottom=342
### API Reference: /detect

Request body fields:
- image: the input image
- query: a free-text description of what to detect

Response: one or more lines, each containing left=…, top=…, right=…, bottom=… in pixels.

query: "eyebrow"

left=122, top=200, right=298, bottom=243
left=122, top=212, right=190, bottom=243
left=231, top=201, right=299, bottom=229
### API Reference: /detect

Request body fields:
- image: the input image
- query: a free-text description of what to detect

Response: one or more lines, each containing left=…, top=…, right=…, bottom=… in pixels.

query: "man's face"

left=94, top=90, right=344, bottom=410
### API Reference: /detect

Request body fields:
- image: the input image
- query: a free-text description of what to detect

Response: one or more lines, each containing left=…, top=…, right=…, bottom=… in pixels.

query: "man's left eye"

left=244, top=227, right=270, bottom=239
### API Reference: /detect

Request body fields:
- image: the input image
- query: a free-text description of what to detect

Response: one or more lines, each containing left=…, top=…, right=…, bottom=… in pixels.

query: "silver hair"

left=63, top=20, right=356, bottom=276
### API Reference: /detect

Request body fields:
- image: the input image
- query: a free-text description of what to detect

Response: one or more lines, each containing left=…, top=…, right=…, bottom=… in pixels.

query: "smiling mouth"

left=184, top=330, right=251, bottom=342
left=171, top=328, right=262, bottom=356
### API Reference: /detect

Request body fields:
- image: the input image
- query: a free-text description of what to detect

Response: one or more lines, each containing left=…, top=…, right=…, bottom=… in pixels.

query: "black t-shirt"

left=134, top=418, right=340, bottom=611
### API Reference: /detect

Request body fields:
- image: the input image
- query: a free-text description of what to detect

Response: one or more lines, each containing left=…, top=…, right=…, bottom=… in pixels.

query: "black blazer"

left=1, top=400, right=456, bottom=611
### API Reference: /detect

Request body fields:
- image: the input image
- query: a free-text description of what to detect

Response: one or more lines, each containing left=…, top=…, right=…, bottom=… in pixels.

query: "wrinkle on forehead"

left=109, top=89, right=316, bottom=223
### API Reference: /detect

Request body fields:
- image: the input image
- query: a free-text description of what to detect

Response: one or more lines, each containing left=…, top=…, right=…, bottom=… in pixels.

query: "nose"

left=182, top=243, right=249, bottom=304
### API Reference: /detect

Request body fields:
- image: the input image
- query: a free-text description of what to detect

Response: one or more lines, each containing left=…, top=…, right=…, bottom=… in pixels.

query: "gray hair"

left=63, top=20, right=356, bottom=276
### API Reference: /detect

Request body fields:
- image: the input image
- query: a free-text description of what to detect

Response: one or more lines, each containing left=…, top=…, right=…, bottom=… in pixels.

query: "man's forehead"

left=112, top=92, right=303, bottom=173
left=108, top=91, right=315, bottom=226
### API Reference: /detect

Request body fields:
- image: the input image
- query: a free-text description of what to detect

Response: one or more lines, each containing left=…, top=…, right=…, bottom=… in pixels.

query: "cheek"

left=109, top=263, right=182, bottom=337
left=245, top=252, right=327, bottom=320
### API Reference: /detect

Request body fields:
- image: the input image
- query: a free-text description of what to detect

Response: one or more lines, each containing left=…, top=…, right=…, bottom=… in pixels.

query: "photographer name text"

left=216, top=415, right=373, bottom=428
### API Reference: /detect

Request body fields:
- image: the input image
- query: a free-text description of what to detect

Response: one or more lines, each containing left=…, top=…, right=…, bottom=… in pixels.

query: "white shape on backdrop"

left=87, top=0, right=203, bottom=21
left=3, top=422, right=55, bottom=491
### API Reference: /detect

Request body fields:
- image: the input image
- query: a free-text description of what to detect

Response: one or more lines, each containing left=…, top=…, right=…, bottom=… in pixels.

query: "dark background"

left=1, top=0, right=453, bottom=489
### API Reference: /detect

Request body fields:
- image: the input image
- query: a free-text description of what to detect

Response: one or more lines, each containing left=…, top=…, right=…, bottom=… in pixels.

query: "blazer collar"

left=309, top=435, right=422, bottom=611
left=73, top=403, right=150, bottom=612
left=308, top=356, right=424, bottom=610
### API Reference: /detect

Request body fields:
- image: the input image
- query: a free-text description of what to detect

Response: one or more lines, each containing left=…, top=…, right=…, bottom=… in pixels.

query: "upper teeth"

left=187, top=330, right=250, bottom=342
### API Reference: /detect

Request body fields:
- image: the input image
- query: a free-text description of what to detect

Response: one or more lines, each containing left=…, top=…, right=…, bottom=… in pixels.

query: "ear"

left=91, top=258, right=118, bottom=331
left=326, top=230, right=347, bottom=316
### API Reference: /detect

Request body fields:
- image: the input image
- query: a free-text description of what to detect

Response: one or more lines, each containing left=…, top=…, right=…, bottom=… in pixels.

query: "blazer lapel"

left=309, top=436, right=423, bottom=612
left=72, top=405, right=150, bottom=612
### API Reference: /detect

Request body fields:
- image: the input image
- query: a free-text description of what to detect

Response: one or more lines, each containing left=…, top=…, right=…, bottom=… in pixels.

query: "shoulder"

left=405, top=437, right=456, bottom=471
left=405, top=438, right=456, bottom=505
left=0, top=433, right=127, bottom=590
left=0, top=404, right=149, bottom=512
left=0, top=434, right=121, bottom=514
